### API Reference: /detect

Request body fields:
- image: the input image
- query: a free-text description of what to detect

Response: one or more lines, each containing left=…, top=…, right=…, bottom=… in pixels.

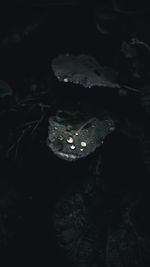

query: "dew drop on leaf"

left=70, top=145, right=76, bottom=150
left=81, top=142, right=87, bottom=147
left=47, top=110, right=116, bottom=161
left=67, top=137, right=74, bottom=144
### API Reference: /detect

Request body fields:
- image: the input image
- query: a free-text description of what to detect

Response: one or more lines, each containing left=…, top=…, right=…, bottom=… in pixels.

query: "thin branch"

left=122, top=85, right=141, bottom=93
left=30, top=115, right=44, bottom=136
left=74, top=117, right=95, bottom=135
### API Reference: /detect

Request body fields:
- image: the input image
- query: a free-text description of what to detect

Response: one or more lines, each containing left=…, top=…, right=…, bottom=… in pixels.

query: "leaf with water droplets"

left=51, top=54, right=120, bottom=89
left=47, top=110, right=116, bottom=161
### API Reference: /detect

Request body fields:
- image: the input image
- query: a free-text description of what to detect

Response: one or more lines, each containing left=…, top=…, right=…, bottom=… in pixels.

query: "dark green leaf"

left=51, top=54, right=120, bottom=89
left=47, top=110, right=115, bottom=161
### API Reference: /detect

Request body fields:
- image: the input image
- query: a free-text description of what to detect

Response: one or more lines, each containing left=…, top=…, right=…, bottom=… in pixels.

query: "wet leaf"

left=121, top=38, right=150, bottom=81
left=51, top=54, right=120, bottom=89
left=47, top=110, right=115, bottom=161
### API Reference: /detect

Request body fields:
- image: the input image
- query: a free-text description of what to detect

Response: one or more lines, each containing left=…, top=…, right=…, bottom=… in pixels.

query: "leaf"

left=121, top=41, right=137, bottom=59
left=47, top=110, right=115, bottom=161
left=51, top=54, right=120, bottom=89
left=53, top=181, right=105, bottom=266
left=0, top=80, right=12, bottom=98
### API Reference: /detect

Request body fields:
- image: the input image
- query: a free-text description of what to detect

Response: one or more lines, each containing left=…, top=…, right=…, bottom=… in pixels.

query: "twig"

left=6, top=129, right=26, bottom=159
left=30, top=115, right=44, bottom=136
left=15, top=96, right=41, bottom=105
left=74, top=117, right=96, bottom=135
left=23, top=120, right=39, bottom=126
left=123, top=85, right=140, bottom=93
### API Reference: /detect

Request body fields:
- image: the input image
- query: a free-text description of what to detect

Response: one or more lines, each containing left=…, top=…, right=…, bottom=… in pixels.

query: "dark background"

left=0, top=1, right=150, bottom=266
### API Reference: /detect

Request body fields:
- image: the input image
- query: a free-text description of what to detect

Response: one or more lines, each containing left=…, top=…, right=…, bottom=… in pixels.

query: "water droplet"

left=80, top=148, right=83, bottom=151
left=64, top=78, right=68, bottom=82
left=70, top=145, right=75, bottom=150
left=75, top=132, right=79, bottom=136
left=81, top=142, right=86, bottom=147
left=67, top=137, right=74, bottom=143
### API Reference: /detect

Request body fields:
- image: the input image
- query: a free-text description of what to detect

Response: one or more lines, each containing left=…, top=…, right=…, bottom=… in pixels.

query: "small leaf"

left=47, top=110, right=115, bottom=161
left=51, top=54, right=120, bottom=89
